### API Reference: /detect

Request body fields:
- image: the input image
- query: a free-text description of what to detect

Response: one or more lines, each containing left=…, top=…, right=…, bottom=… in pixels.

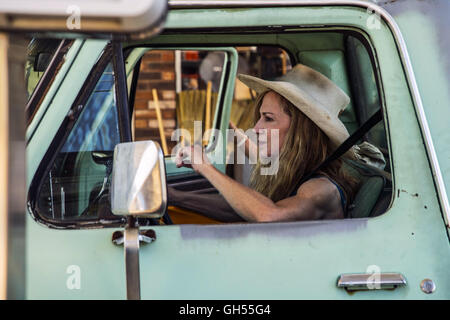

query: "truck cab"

left=22, top=0, right=450, bottom=299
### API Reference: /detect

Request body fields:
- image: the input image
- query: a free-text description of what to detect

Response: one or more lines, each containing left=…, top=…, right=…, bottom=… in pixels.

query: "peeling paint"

left=379, top=0, right=450, bottom=84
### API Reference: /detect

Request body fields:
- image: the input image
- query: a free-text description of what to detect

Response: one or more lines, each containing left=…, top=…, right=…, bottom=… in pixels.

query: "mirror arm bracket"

left=124, top=217, right=141, bottom=300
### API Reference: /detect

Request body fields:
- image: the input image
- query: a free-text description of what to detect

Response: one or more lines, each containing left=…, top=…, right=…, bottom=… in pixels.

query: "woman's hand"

left=229, top=120, right=257, bottom=161
left=175, top=144, right=211, bottom=174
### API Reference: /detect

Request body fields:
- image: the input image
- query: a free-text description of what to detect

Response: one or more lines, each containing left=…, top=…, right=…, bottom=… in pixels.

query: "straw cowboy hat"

left=238, top=64, right=351, bottom=149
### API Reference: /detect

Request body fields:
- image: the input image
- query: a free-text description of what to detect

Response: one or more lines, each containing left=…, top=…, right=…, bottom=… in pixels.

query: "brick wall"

left=134, top=50, right=177, bottom=153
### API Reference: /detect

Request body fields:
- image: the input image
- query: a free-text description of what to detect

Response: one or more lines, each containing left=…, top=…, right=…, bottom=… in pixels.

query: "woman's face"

left=253, top=91, right=291, bottom=157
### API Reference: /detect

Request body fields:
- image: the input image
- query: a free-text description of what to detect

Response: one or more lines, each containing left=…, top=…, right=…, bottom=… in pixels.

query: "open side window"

left=28, top=29, right=392, bottom=228
left=123, top=31, right=391, bottom=225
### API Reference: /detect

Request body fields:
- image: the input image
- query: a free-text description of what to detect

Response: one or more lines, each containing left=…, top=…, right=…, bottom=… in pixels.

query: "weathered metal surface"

left=379, top=0, right=449, bottom=80
left=379, top=0, right=450, bottom=229
left=179, top=219, right=369, bottom=240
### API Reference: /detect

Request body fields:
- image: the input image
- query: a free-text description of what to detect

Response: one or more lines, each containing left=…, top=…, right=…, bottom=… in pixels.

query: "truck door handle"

left=337, top=273, right=407, bottom=291
left=112, top=229, right=156, bottom=246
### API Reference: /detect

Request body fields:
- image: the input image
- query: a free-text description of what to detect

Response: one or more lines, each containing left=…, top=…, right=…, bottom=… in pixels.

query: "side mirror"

left=0, top=0, right=168, bottom=39
left=110, top=140, right=167, bottom=218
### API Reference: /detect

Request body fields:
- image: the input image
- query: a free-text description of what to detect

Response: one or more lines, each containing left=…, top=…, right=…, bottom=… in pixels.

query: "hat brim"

left=238, top=73, right=350, bottom=150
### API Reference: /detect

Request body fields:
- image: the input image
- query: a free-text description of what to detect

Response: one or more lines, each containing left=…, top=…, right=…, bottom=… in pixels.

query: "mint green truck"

left=8, top=0, right=450, bottom=299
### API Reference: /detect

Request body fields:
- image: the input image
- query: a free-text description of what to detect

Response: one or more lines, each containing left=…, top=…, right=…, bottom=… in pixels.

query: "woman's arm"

left=175, top=145, right=341, bottom=222
left=167, top=187, right=246, bottom=222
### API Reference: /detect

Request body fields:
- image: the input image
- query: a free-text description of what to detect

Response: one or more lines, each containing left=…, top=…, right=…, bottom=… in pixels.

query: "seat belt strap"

left=290, top=109, right=383, bottom=194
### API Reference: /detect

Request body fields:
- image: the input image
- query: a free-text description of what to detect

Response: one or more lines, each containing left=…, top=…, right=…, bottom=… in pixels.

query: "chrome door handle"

left=337, top=273, right=407, bottom=291
left=112, top=229, right=156, bottom=246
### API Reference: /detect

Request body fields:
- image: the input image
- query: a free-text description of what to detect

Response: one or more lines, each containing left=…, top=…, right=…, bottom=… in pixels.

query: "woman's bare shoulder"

left=295, top=177, right=342, bottom=216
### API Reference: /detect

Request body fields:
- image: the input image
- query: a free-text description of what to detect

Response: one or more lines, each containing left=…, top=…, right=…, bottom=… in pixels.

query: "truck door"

left=130, top=4, right=450, bottom=299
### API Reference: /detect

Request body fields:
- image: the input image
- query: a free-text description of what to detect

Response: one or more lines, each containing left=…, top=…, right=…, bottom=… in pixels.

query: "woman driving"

left=172, top=64, right=358, bottom=222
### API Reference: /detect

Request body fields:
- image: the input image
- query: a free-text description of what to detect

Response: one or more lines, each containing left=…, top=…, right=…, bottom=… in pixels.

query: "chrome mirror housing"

left=0, top=0, right=168, bottom=39
left=110, top=140, right=167, bottom=218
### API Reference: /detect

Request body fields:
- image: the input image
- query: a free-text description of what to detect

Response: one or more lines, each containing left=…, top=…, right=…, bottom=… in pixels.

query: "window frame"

left=126, top=28, right=392, bottom=223
left=25, top=39, right=74, bottom=126
left=27, top=43, right=130, bottom=229
left=28, top=27, right=391, bottom=229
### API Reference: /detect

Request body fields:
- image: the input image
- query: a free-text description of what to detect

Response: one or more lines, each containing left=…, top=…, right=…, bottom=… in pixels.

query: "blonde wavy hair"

left=249, top=91, right=358, bottom=206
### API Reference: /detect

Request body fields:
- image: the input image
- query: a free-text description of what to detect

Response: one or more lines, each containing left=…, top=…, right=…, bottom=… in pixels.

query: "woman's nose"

left=253, top=119, right=263, bottom=133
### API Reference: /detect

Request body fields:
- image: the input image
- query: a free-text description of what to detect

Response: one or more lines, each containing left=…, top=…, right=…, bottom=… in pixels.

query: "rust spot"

left=141, top=228, right=157, bottom=240
left=344, top=288, right=355, bottom=296
left=400, top=189, right=419, bottom=197
left=112, top=230, right=122, bottom=242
